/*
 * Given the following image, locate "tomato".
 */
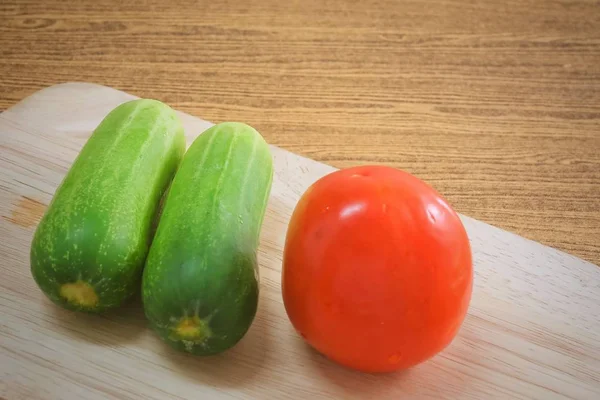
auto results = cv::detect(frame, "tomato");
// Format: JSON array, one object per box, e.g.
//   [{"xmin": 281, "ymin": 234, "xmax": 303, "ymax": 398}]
[{"xmin": 281, "ymin": 165, "xmax": 472, "ymax": 373}]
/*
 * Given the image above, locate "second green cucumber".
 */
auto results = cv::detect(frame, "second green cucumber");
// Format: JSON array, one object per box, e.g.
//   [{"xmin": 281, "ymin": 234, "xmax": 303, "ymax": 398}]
[{"xmin": 142, "ymin": 122, "xmax": 274, "ymax": 355}]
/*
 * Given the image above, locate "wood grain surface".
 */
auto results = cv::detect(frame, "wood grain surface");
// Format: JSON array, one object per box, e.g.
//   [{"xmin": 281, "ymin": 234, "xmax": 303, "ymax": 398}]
[{"xmin": 0, "ymin": 0, "xmax": 599, "ymax": 265}]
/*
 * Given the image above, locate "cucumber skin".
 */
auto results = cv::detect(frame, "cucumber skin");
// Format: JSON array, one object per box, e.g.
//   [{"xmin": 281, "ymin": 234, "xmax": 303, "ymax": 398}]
[
  {"xmin": 30, "ymin": 99, "xmax": 186, "ymax": 313},
  {"xmin": 142, "ymin": 122, "xmax": 273, "ymax": 355}
]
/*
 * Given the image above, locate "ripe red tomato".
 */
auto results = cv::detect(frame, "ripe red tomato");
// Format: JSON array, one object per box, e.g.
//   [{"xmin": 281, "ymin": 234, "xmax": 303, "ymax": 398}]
[{"xmin": 281, "ymin": 165, "xmax": 472, "ymax": 373}]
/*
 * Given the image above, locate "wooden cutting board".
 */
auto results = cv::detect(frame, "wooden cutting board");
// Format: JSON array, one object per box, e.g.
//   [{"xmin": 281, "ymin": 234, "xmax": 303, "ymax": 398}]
[{"xmin": 1, "ymin": 83, "xmax": 598, "ymax": 400}]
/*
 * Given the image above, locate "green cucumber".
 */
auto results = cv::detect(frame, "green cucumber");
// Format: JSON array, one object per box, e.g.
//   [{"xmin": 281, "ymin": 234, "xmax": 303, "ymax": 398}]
[
  {"xmin": 142, "ymin": 122, "xmax": 273, "ymax": 355},
  {"xmin": 30, "ymin": 99, "xmax": 186, "ymax": 313}
]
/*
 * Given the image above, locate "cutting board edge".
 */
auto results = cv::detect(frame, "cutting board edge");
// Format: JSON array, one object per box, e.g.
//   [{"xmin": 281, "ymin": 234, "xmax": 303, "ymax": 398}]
[{"xmin": 3, "ymin": 81, "xmax": 597, "ymax": 270}]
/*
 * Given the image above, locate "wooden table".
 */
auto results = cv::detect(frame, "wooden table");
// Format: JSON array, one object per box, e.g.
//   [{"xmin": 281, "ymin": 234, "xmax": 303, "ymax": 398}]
[{"xmin": 1, "ymin": 0, "xmax": 599, "ymax": 265}]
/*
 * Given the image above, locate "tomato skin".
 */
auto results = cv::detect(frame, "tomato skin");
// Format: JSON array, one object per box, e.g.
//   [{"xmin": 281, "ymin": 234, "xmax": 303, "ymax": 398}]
[{"xmin": 281, "ymin": 165, "xmax": 472, "ymax": 373}]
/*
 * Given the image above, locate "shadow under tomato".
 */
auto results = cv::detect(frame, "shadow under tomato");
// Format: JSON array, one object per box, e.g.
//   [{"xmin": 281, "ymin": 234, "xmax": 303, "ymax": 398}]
[
  {"xmin": 46, "ymin": 291, "xmax": 147, "ymax": 345},
  {"xmin": 299, "ymin": 337, "xmax": 416, "ymax": 399},
  {"xmin": 158, "ymin": 289, "xmax": 272, "ymax": 389}
]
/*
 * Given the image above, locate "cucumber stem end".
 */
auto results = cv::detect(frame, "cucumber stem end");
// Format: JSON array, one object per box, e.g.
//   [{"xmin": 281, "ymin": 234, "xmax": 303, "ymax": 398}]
[
  {"xmin": 59, "ymin": 280, "xmax": 99, "ymax": 308},
  {"xmin": 171, "ymin": 315, "xmax": 212, "ymax": 343}
]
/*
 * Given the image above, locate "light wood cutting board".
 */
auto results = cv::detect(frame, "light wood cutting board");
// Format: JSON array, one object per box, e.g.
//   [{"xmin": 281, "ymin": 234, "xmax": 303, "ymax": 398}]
[{"xmin": 1, "ymin": 83, "xmax": 599, "ymax": 400}]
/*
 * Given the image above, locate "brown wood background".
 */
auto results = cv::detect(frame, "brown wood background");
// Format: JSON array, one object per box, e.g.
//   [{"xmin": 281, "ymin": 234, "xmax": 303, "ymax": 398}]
[{"xmin": 1, "ymin": 0, "xmax": 599, "ymax": 265}]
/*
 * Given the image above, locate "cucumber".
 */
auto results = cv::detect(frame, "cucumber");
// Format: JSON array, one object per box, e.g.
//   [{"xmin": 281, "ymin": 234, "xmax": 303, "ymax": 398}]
[
  {"xmin": 30, "ymin": 99, "xmax": 186, "ymax": 313},
  {"xmin": 142, "ymin": 122, "xmax": 273, "ymax": 355}
]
